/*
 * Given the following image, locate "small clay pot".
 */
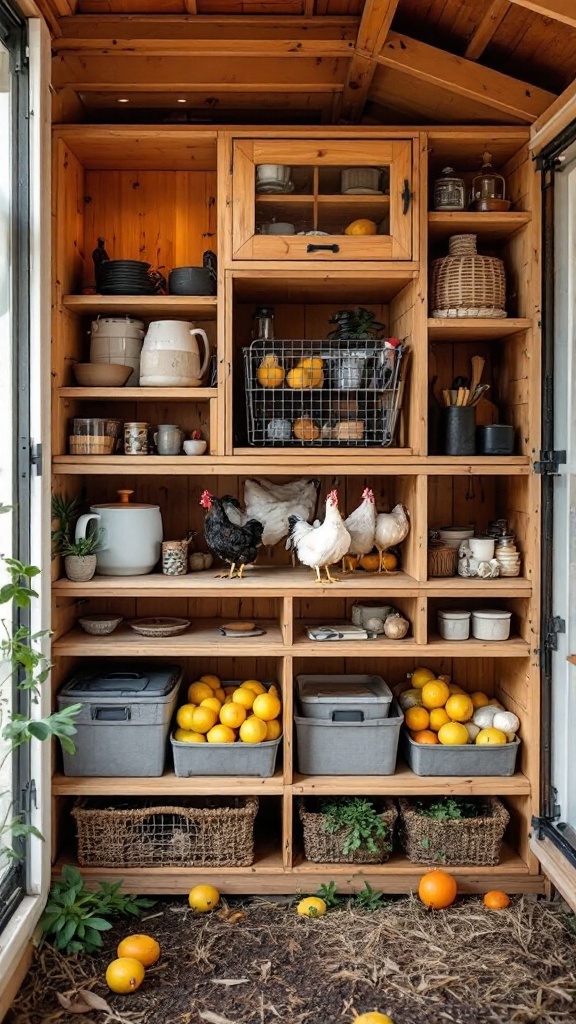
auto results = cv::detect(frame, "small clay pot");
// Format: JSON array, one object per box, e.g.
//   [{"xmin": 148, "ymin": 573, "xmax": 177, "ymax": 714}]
[{"xmin": 64, "ymin": 554, "xmax": 97, "ymax": 582}]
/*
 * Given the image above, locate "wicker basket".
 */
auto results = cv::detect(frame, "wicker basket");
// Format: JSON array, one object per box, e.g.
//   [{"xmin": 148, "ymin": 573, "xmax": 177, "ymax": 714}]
[
  {"xmin": 297, "ymin": 797, "xmax": 397, "ymax": 863},
  {"xmin": 431, "ymin": 234, "xmax": 507, "ymax": 319},
  {"xmin": 398, "ymin": 796, "xmax": 509, "ymax": 866},
  {"xmin": 428, "ymin": 544, "xmax": 458, "ymax": 578},
  {"xmin": 72, "ymin": 796, "xmax": 259, "ymax": 867}
]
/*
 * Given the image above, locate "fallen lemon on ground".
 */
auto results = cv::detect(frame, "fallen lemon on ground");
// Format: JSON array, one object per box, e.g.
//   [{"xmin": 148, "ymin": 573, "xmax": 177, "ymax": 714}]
[
  {"xmin": 418, "ymin": 869, "xmax": 457, "ymax": 909},
  {"xmin": 189, "ymin": 884, "xmax": 220, "ymax": 912},
  {"xmin": 105, "ymin": 957, "xmax": 145, "ymax": 993},
  {"xmin": 354, "ymin": 1014, "xmax": 394, "ymax": 1024},
  {"xmin": 296, "ymin": 896, "xmax": 326, "ymax": 917},
  {"xmin": 117, "ymin": 934, "xmax": 160, "ymax": 968},
  {"xmin": 483, "ymin": 890, "xmax": 510, "ymax": 909}
]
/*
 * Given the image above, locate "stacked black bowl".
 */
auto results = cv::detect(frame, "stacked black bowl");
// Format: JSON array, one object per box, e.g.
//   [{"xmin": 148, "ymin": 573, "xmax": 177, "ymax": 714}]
[{"xmin": 97, "ymin": 260, "xmax": 155, "ymax": 296}]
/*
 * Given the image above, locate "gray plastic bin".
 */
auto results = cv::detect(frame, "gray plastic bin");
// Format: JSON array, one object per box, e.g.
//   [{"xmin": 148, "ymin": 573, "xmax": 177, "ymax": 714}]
[
  {"xmin": 295, "ymin": 699, "xmax": 403, "ymax": 775},
  {"xmin": 58, "ymin": 664, "xmax": 181, "ymax": 777},
  {"xmin": 402, "ymin": 731, "xmax": 520, "ymax": 777},
  {"xmin": 296, "ymin": 674, "xmax": 392, "ymax": 721},
  {"xmin": 171, "ymin": 733, "xmax": 281, "ymax": 777}
]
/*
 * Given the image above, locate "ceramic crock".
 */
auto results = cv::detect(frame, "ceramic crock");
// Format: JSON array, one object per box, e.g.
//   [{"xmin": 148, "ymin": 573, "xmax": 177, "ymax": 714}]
[
  {"xmin": 139, "ymin": 320, "xmax": 210, "ymax": 387},
  {"xmin": 74, "ymin": 489, "xmax": 163, "ymax": 576}
]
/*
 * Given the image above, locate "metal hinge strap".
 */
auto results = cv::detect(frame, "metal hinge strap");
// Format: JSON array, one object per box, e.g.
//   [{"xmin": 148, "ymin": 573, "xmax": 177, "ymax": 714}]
[
  {"xmin": 534, "ymin": 450, "xmax": 566, "ymax": 474},
  {"xmin": 20, "ymin": 779, "xmax": 37, "ymax": 820},
  {"xmin": 30, "ymin": 441, "xmax": 42, "ymax": 477}
]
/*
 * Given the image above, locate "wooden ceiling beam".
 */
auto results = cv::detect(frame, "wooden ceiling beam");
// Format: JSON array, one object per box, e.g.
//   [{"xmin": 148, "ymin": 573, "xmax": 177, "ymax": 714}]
[
  {"xmin": 507, "ymin": 0, "xmax": 576, "ymax": 28},
  {"xmin": 374, "ymin": 32, "xmax": 556, "ymax": 122},
  {"xmin": 465, "ymin": 0, "xmax": 511, "ymax": 60},
  {"xmin": 341, "ymin": 0, "xmax": 400, "ymax": 123},
  {"xmin": 55, "ymin": 15, "xmax": 359, "ymax": 41},
  {"xmin": 52, "ymin": 37, "xmax": 354, "ymax": 57}
]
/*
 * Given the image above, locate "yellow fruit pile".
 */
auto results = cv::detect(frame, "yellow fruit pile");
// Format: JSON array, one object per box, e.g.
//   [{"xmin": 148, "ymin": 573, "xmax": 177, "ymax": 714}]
[
  {"xmin": 401, "ymin": 667, "xmax": 516, "ymax": 747},
  {"xmin": 286, "ymin": 356, "xmax": 324, "ymax": 389},
  {"xmin": 105, "ymin": 934, "xmax": 160, "ymax": 994},
  {"xmin": 173, "ymin": 674, "xmax": 282, "ymax": 745}
]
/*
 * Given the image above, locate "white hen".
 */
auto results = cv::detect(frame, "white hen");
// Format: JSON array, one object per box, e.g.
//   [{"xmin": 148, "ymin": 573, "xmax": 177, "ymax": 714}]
[
  {"xmin": 287, "ymin": 489, "xmax": 351, "ymax": 583},
  {"xmin": 374, "ymin": 503, "xmax": 410, "ymax": 571},
  {"xmin": 342, "ymin": 486, "xmax": 377, "ymax": 571},
  {"xmin": 243, "ymin": 477, "xmax": 319, "ymax": 547}
]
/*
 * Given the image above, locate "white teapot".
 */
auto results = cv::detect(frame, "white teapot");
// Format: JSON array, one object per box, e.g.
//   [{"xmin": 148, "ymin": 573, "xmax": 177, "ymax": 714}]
[{"xmin": 139, "ymin": 320, "xmax": 210, "ymax": 387}]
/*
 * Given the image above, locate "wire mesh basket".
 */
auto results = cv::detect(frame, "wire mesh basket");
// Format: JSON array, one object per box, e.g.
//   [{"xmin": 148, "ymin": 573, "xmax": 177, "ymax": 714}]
[{"xmin": 243, "ymin": 339, "xmax": 406, "ymax": 447}]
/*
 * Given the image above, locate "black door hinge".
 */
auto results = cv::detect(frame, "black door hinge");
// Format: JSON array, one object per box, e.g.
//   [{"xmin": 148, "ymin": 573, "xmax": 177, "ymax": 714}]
[
  {"xmin": 534, "ymin": 450, "xmax": 566, "ymax": 474},
  {"xmin": 401, "ymin": 179, "xmax": 412, "ymax": 215},
  {"xmin": 546, "ymin": 615, "xmax": 566, "ymax": 651},
  {"xmin": 532, "ymin": 807, "xmax": 562, "ymax": 838},
  {"xmin": 30, "ymin": 441, "xmax": 42, "ymax": 476},
  {"xmin": 20, "ymin": 779, "xmax": 37, "ymax": 820}
]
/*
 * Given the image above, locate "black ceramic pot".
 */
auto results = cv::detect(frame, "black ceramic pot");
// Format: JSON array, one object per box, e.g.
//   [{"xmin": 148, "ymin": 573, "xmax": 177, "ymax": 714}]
[
  {"xmin": 476, "ymin": 424, "xmax": 515, "ymax": 455},
  {"xmin": 439, "ymin": 406, "xmax": 476, "ymax": 456}
]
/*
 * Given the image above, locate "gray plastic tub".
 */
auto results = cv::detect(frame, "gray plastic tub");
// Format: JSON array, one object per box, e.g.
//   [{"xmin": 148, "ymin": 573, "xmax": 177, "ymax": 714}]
[
  {"xmin": 295, "ymin": 699, "xmax": 403, "ymax": 775},
  {"xmin": 296, "ymin": 674, "xmax": 392, "ymax": 721},
  {"xmin": 58, "ymin": 664, "xmax": 182, "ymax": 777},
  {"xmin": 171, "ymin": 733, "xmax": 281, "ymax": 777},
  {"xmin": 402, "ymin": 731, "xmax": 520, "ymax": 777}
]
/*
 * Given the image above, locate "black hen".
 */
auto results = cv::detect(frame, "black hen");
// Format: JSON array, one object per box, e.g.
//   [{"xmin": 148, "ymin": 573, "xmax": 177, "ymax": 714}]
[{"xmin": 199, "ymin": 490, "xmax": 263, "ymax": 579}]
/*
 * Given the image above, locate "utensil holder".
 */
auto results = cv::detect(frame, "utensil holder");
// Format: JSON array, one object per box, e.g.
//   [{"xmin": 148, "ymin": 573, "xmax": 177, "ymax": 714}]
[{"xmin": 439, "ymin": 406, "xmax": 476, "ymax": 456}]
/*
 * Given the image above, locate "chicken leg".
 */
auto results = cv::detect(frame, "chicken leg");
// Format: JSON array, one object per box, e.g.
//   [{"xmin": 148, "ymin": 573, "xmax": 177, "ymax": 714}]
[{"xmin": 215, "ymin": 562, "xmax": 237, "ymax": 579}]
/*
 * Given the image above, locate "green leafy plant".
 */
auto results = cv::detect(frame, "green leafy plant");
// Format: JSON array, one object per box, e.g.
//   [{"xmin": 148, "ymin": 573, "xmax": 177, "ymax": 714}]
[
  {"xmin": 414, "ymin": 797, "xmax": 484, "ymax": 821},
  {"xmin": 51, "ymin": 494, "xmax": 100, "ymax": 558},
  {"xmin": 321, "ymin": 797, "xmax": 388, "ymax": 855},
  {"xmin": 327, "ymin": 307, "xmax": 385, "ymax": 340},
  {"xmin": 352, "ymin": 882, "xmax": 386, "ymax": 911},
  {"xmin": 40, "ymin": 865, "xmax": 154, "ymax": 955},
  {"xmin": 315, "ymin": 880, "xmax": 340, "ymax": 908}
]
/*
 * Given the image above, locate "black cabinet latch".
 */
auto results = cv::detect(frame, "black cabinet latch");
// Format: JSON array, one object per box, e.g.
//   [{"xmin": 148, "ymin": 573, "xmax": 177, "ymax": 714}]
[{"xmin": 534, "ymin": 450, "xmax": 566, "ymax": 474}]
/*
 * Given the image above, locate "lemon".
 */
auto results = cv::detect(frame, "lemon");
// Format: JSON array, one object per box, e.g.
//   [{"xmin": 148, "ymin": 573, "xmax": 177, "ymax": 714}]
[
  {"xmin": 448, "ymin": 683, "xmax": 465, "ymax": 694},
  {"xmin": 199, "ymin": 674, "xmax": 221, "ymax": 690},
  {"xmin": 232, "ymin": 687, "xmax": 256, "ymax": 711},
  {"xmin": 190, "ymin": 705, "xmax": 218, "ymax": 734},
  {"xmin": 355, "ymin": 1015, "xmax": 394, "ymax": 1024},
  {"xmin": 265, "ymin": 719, "xmax": 282, "ymax": 740},
  {"xmin": 173, "ymin": 728, "xmax": 206, "ymax": 743},
  {"xmin": 239, "ymin": 715, "xmax": 267, "ymax": 743},
  {"xmin": 404, "ymin": 706, "xmax": 430, "ymax": 732},
  {"xmin": 470, "ymin": 691, "xmax": 490, "ymax": 708},
  {"xmin": 475, "ymin": 727, "xmax": 507, "ymax": 745},
  {"xmin": 200, "ymin": 696, "xmax": 222, "ymax": 715},
  {"xmin": 344, "ymin": 218, "xmax": 377, "ymax": 236},
  {"xmin": 241, "ymin": 680, "xmax": 267, "ymax": 695},
  {"xmin": 445, "ymin": 693, "xmax": 474, "ymax": 723},
  {"xmin": 410, "ymin": 667, "xmax": 436, "ymax": 689},
  {"xmin": 296, "ymin": 896, "xmax": 326, "ymax": 917},
  {"xmin": 421, "ymin": 679, "xmax": 450, "ymax": 710},
  {"xmin": 176, "ymin": 703, "xmax": 197, "ymax": 730},
  {"xmin": 429, "ymin": 707, "xmax": 450, "ymax": 732},
  {"xmin": 105, "ymin": 957, "xmax": 145, "ymax": 994},
  {"xmin": 252, "ymin": 692, "xmax": 282, "ymax": 722},
  {"xmin": 219, "ymin": 702, "xmax": 247, "ymax": 729},
  {"xmin": 188, "ymin": 884, "xmax": 220, "ymax": 912},
  {"xmin": 214, "ymin": 688, "xmax": 227, "ymax": 703},
  {"xmin": 188, "ymin": 681, "xmax": 214, "ymax": 704},
  {"xmin": 437, "ymin": 721, "xmax": 469, "ymax": 745},
  {"xmin": 117, "ymin": 934, "xmax": 160, "ymax": 968},
  {"xmin": 207, "ymin": 724, "xmax": 236, "ymax": 743}
]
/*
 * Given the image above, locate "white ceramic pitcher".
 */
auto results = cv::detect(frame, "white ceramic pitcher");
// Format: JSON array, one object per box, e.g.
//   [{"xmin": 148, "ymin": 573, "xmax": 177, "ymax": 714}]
[
  {"xmin": 75, "ymin": 489, "xmax": 163, "ymax": 576},
  {"xmin": 139, "ymin": 320, "xmax": 210, "ymax": 387}
]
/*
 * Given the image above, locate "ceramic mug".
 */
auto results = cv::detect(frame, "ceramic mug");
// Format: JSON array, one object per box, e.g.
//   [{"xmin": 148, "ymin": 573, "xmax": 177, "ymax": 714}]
[
  {"xmin": 256, "ymin": 164, "xmax": 290, "ymax": 184},
  {"xmin": 183, "ymin": 439, "xmax": 207, "ymax": 456},
  {"xmin": 154, "ymin": 424, "xmax": 184, "ymax": 456},
  {"xmin": 124, "ymin": 422, "xmax": 149, "ymax": 455},
  {"xmin": 260, "ymin": 222, "xmax": 295, "ymax": 235},
  {"xmin": 469, "ymin": 536, "xmax": 495, "ymax": 561}
]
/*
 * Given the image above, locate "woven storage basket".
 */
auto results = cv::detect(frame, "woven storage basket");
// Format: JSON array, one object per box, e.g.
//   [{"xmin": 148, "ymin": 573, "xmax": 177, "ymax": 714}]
[
  {"xmin": 428, "ymin": 544, "xmax": 458, "ymax": 578},
  {"xmin": 72, "ymin": 796, "xmax": 258, "ymax": 867},
  {"xmin": 297, "ymin": 797, "xmax": 397, "ymax": 863},
  {"xmin": 431, "ymin": 234, "xmax": 507, "ymax": 318},
  {"xmin": 398, "ymin": 796, "xmax": 509, "ymax": 866}
]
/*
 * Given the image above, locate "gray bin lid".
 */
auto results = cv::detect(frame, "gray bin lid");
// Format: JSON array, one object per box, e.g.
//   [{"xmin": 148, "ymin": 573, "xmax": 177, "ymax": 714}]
[
  {"xmin": 297, "ymin": 674, "xmax": 391, "ymax": 704},
  {"xmin": 59, "ymin": 665, "xmax": 181, "ymax": 699}
]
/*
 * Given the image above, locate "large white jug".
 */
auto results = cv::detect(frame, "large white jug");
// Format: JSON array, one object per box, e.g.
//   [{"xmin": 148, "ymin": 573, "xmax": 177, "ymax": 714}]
[{"xmin": 139, "ymin": 320, "xmax": 210, "ymax": 387}]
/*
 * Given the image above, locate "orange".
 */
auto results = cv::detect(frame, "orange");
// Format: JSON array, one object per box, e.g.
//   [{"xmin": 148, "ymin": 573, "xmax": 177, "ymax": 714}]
[
  {"xmin": 437, "ymin": 722, "xmax": 469, "ymax": 745},
  {"xmin": 359, "ymin": 552, "xmax": 381, "ymax": 572},
  {"xmin": 241, "ymin": 680, "xmax": 267, "ymax": 695},
  {"xmin": 265, "ymin": 719, "xmax": 282, "ymax": 741},
  {"xmin": 176, "ymin": 703, "xmax": 197, "ymax": 730},
  {"xmin": 239, "ymin": 715, "xmax": 267, "ymax": 743},
  {"xmin": 105, "ymin": 957, "xmax": 145, "ymax": 994},
  {"xmin": 117, "ymin": 934, "xmax": 160, "ymax": 968},
  {"xmin": 483, "ymin": 890, "xmax": 510, "ymax": 910},
  {"xmin": 470, "ymin": 691, "xmax": 491, "ymax": 709},
  {"xmin": 232, "ymin": 687, "xmax": 256, "ymax": 711},
  {"xmin": 200, "ymin": 696, "xmax": 222, "ymax": 715},
  {"xmin": 475, "ymin": 727, "xmax": 507, "ymax": 745},
  {"xmin": 296, "ymin": 896, "xmax": 326, "ymax": 917},
  {"xmin": 354, "ymin": 1015, "xmax": 394, "ymax": 1024},
  {"xmin": 188, "ymin": 884, "xmax": 220, "ymax": 913},
  {"xmin": 214, "ymin": 688, "xmax": 227, "ymax": 704},
  {"xmin": 173, "ymin": 729, "xmax": 206, "ymax": 743},
  {"xmin": 200, "ymin": 674, "xmax": 221, "ymax": 690},
  {"xmin": 380, "ymin": 551, "xmax": 398, "ymax": 572},
  {"xmin": 448, "ymin": 683, "xmax": 465, "ymax": 695},
  {"xmin": 445, "ymin": 693, "xmax": 474, "ymax": 723},
  {"xmin": 411, "ymin": 729, "xmax": 439, "ymax": 744},
  {"xmin": 188, "ymin": 681, "xmax": 214, "ymax": 704},
  {"xmin": 190, "ymin": 705, "xmax": 218, "ymax": 734},
  {"xmin": 207, "ymin": 724, "xmax": 236, "ymax": 744},
  {"xmin": 418, "ymin": 869, "xmax": 457, "ymax": 910},
  {"xmin": 219, "ymin": 702, "xmax": 247, "ymax": 729},
  {"xmin": 404, "ymin": 706, "xmax": 430, "ymax": 732},
  {"xmin": 429, "ymin": 707, "xmax": 450, "ymax": 732},
  {"xmin": 252, "ymin": 692, "xmax": 282, "ymax": 722},
  {"xmin": 421, "ymin": 679, "xmax": 450, "ymax": 710},
  {"xmin": 410, "ymin": 667, "xmax": 436, "ymax": 689}
]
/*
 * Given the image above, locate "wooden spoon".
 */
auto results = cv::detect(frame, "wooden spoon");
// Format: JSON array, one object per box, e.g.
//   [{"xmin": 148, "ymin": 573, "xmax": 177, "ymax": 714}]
[{"xmin": 469, "ymin": 355, "xmax": 485, "ymax": 402}]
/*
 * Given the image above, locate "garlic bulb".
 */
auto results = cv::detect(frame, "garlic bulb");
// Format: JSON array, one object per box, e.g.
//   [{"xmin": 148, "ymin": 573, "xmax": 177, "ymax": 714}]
[
  {"xmin": 493, "ymin": 710, "xmax": 520, "ymax": 734},
  {"xmin": 399, "ymin": 687, "xmax": 423, "ymax": 711},
  {"xmin": 365, "ymin": 616, "xmax": 385, "ymax": 634},
  {"xmin": 202, "ymin": 553, "xmax": 213, "ymax": 569},
  {"xmin": 464, "ymin": 722, "xmax": 481, "ymax": 742},
  {"xmin": 472, "ymin": 705, "xmax": 501, "ymax": 729},
  {"xmin": 505, "ymin": 731, "xmax": 517, "ymax": 743},
  {"xmin": 383, "ymin": 613, "xmax": 409, "ymax": 639}
]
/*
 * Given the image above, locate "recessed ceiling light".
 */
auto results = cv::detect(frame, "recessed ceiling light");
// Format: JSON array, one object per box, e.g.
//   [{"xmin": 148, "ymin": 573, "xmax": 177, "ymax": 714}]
[
  {"xmin": 177, "ymin": 98, "xmax": 187, "ymax": 104},
  {"xmin": 117, "ymin": 98, "xmax": 129, "ymax": 104}
]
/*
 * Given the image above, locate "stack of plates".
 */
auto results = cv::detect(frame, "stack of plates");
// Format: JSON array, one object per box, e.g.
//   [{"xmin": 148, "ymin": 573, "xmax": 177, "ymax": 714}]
[{"xmin": 98, "ymin": 260, "xmax": 155, "ymax": 296}]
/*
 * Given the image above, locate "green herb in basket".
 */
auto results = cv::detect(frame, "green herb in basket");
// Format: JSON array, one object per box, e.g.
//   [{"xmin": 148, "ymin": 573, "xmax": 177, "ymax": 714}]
[
  {"xmin": 320, "ymin": 797, "xmax": 388, "ymax": 855},
  {"xmin": 414, "ymin": 797, "xmax": 489, "ymax": 821}
]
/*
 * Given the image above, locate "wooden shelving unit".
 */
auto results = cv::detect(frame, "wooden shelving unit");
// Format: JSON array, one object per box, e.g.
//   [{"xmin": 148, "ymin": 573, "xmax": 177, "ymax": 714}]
[{"xmin": 51, "ymin": 125, "xmax": 544, "ymax": 894}]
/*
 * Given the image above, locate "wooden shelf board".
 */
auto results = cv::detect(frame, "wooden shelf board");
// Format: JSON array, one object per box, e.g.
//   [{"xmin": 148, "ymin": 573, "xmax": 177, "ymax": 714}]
[
  {"xmin": 426, "ymin": 577, "xmax": 531, "ymax": 594},
  {"xmin": 52, "ymin": 771, "xmax": 284, "ymax": 796},
  {"xmin": 425, "ymin": 634, "xmax": 530, "ymax": 656},
  {"xmin": 428, "ymin": 318, "xmax": 532, "ymax": 341},
  {"xmin": 57, "ymin": 387, "xmax": 217, "ymax": 402},
  {"xmin": 52, "ymin": 567, "xmax": 420, "ymax": 598},
  {"xmin": 232, "ymin": 447, "xmax": 412, "ymax": 459},
  {"xmin": 292, "ymin": 765, "xmax": 530, "ymax": 795},
  {"xmin": 255, "ymin": 194, "xmax": 314, "ymax": 204},
  {"xmin": 428, "ymin": 211, "xmax": 531, "ymax": 242},
  {"xmin": 232, "ymin": 268, "xmax": 418, "ymax": 304},
  {"xmin": 292, "ymin": 628, "xmax": 419, "ymax": 655},
  {"xmin": 53, "ymin": 620, "xmax": 284, "ymax": 657},
  {"xmin": 62, "ymin": 295, "xmax": 217, "ymax": 318}
]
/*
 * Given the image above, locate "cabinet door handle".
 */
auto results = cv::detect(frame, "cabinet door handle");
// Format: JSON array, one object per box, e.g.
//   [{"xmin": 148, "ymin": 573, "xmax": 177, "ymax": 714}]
[
  {"xmin": 402, "ymin": 179, "xmax": 412, "ymax": 215},
  {"xmin": 306, "ymin": 243, "xmax": 340, "ymax": 253}
]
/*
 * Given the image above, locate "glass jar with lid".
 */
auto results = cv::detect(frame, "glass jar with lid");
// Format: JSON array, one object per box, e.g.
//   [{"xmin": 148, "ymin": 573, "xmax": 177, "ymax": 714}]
[
  {"xmin": 252, "ymin": 306, "xmax": 275, "ymax": 341},
  {"xmin": 433, "ymin": 167, "xmax": 465, "ymax": 211},
  {"xmin": 472, "ymin": 152, "xmax": 508, "ymax": 211}
]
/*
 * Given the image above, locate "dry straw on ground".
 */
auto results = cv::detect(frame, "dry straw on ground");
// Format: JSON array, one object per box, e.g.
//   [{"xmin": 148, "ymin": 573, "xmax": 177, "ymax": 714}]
[{"xmin": 8, "ymin": 895, "xmax": 576, "ymax": 1024}]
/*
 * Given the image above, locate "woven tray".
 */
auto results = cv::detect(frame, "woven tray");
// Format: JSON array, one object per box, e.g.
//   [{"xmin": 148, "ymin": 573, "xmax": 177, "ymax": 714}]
[
  {"xmin": 72, "ymin": 796, "xmax": 258, "ymax": 867},
  {"xmin": 297, "ymin": 797, "xmax": 397, "ymax": 863},
  {"xmin": 398, "ymin": 796, "xmax": 509, "ymax": 866}
]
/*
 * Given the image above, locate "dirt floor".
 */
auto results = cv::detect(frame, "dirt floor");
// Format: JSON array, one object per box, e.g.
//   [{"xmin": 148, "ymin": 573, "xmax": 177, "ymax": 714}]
[{"xmin": 8, "ymin": 894, "xmax": 576, "ymax": 1024}]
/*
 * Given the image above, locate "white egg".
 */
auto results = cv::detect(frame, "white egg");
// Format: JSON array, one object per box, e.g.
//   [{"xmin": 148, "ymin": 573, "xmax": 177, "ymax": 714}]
[
  {"xmin": 472, "ymin": 705, "xmax": 501, "ymax": 729},
  {"xmin": 493, "ymin": 710, "xmax": 520, "ymax": 734}
]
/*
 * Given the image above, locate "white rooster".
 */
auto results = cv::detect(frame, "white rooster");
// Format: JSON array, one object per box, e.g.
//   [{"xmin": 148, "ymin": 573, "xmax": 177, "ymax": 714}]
[
  {"xmin": 342, "ymin": 486, "xmax": 377, "ymax": 572},
  {"xmin": 287, "ymin": 489, "xmax": 351, "ymax": 584},
  {"xmin": 374, "ymin": 503, "xmax": 410, "ymax": 572}
]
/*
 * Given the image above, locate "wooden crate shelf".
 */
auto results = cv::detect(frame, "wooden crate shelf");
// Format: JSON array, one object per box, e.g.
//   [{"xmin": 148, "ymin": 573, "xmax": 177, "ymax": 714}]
[
  {"xmin": 61, "ymin": 295, "xmax": 218, "ymax": 318},
  {"xmin": 428, "ymin": 211, "xmax": 531, "ymax": 243},
  {"xmin": 52, "ymin": 455, "xmax": 531, "ymax": 475},
  {"xmin": 56, "ymin": 387, "xmax": 217, "ymax": 402},
  {"xmin": 52, "ymin": 771, "xmax": 285, "ymax": 796},
  {"xmin": 52, "ymin": 621, "xmax": 285, "ymax": 657},
  {"xmin": 428, "ymin": 318, "xmax": 532, "ymax": 341}
]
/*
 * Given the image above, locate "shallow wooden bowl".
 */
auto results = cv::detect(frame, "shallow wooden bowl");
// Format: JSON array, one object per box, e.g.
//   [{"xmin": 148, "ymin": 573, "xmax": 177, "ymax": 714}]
[{"xmin": 73, "ymin": 363, "xmax": 132, "ymax": 387}]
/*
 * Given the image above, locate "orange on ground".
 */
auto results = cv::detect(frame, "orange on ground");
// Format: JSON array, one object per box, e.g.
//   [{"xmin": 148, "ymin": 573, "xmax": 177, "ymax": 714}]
[
  {"xmin": 421, "ymin": 679, "xmax": 450, "ymax": 710},
  {"xmin": 404, "ymin": 706, "xmax": 430, "ymax": 733},
  {"xmin": 219, "ymin": 702, "xmax": 247, "ymax": 729},
  {"xmin": 429, "ymin": 707, "xmax": 450, "ymax": 732},
  {"xmin": 173, "ymin": 728, "xmax": 206, "ymax": 743},
  {"xmin": 409, "ymin": 667, "xmax": 435, "ymax": 689},
  {"xmin": 239, "ymin": 715, "xmax": 267, "ymax": 743},
  {"xmin": 354, "ymin": 1015, "xmax": 394, "ymax": 1024},
  {"xmin": 188, "ymin": 884, "xmax": 220, "ymax": 912},
  {"xmin": 411, "ymin": 729, "xmax": 439, "ymax": 744},
  {"xmin": 105, "ymin": 957, "xmax": 145, "ymax": 994},
  {"xmin": 483, "ymin": 890, "xmax": 510, "ymax": 910},
  {"xmin": 232, "ymin": 687, "xmax": 256, "ymax": 710},
  {"xmin": 252, "ymin": 692, "xmax": 282, "ymax": 722},
  {"xmin": 265, "ymin": 719, "xmax": 282, "ymax": 741},
  {"xmin": 296, "ymin": 896, "xmax": 326, "ymax": 917},
  {"xmin": 445, "ymin": 693, "xmax": 474, "ymax": 723},
  {"xmin": 190, "ymin": 705, "xmax": 218, "ymax": 734},
  {"xmin": 117, "ymin": 934, "xmax": 160, "ymax": 968},
  {"xmin": 199, "ymin": 674, "xmax": 221, "ymax": 690},
  {"xmin": 206, "ymin": 724, "xmax": 236, "ymax": 744},
  {"xmin": 241, "ymin": 679, "xmax": 267, "ymax": 695},
  {"xmin": 188, "ymin": 681, "xmax": 214, "ymax": 704},
  {"xmin": 175, "ymin": 703, "xmax": 197, "ymax": 730},
  {"xmin": 437, "ymin": 721, "xmax": 469, "ymax": 745},
  {"xmin": 470, "ymin": 691, "xmax": 491, "ymax": 708},
  {"xmin": 418, "ymin": 869, "xmax": 457, "ymax": 909}
]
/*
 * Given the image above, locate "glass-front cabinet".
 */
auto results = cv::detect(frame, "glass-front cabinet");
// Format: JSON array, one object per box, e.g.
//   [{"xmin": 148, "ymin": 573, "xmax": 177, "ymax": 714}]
[{"xmin": 231, "ymin": 139, "xmax": 414, "ymax": 261}]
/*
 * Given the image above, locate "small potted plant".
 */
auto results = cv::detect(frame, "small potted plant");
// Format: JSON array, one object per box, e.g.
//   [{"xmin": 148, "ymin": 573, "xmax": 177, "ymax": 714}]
[
  {"xmin": 298, "ymin": 796, "xmax": 397, "ymax": 864},
  {"xmin": 52, "ymin": 494, "xmax": 100, "ymax": 582}
]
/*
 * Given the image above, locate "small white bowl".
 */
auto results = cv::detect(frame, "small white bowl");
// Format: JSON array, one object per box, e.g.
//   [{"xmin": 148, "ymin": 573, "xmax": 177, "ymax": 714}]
[{"xmin": 184, "ymin": 439, "xmax": 207, "ymax": 456}]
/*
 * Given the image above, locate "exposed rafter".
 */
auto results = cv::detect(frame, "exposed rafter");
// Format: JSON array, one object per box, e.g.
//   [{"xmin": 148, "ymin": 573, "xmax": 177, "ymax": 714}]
[
  {"xmin": 341, "ymin": 0, "xmax": 400, "ymax": 123},
  {"xmin": 530, "ymin": 75, "xmax": 576, "ymax": 153},
  {"xmin": 375, "ymin": 32, "xmax": 556, "ymax": 122},
  {"xmin": 508, "ymin": 0, "xmax": 576, "ymax": 28},
  {"xmin": 465, "ymin": 0, "xmax": 510, "ymax": 60}
]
